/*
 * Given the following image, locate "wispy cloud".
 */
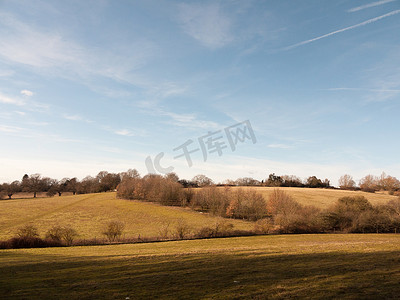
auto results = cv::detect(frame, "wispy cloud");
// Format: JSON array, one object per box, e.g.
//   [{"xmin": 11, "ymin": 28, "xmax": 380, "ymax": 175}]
[
  {"xmin": 177, "ymin": 3, "xmax": 233, "ymax": 49},
  {"xmin": 267, "ymin": 143, "xmax": 292, "ymax": 149},
  {"xmin": 0, "ymin": 12, "xmax": 155, "ymax": 89},
  {"xmin": 114, "ymin": 129, "xmax": 134, "ymax": 136},
  {"xmin": 63, "ymin": 114, "xmax": 93, "ymax": 123},
  {"xmin": 0, "ymin": 125, "xmax": 25, "ymax": 133},
  {"xmin": 323, "ymin": 87, "xmax": 400, "ymax": 92},
  {"xmin": 0, "ymin": 92, "xmax": 25, "ymax": 106},
  {"xmin": 20, "ymin": 89, "xmax": 33, "ymax": 96},
  {"xmin": 163, "ymin": 111, "xmax": 221, "ymax": 130},
  {"xmin": 284, "ymin": 10, "xmax": 400, "ymax": 50},
  {"xmin": 347, "ymin": 0, "xmax": 396, "ymax": 13}
]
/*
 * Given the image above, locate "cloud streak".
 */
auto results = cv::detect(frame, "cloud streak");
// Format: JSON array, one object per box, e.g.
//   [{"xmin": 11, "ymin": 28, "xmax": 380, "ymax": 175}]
[
  {"xmin": 284, "ymin": 9, "xmax": 400, "ymax": 50},
  {"xmin": 323, "ymin": 87, "xmax": 400, "ymax": 92},
  {"xmin": 0, "ymin": 92, "xmax": 25, "ymax": 106},
  {"xmin": 347, "ymin": 0, "xmax": 396, "ymax": 13}
]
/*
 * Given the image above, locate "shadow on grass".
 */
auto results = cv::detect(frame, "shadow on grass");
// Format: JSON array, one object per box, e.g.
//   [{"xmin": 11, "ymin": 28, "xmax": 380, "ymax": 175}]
[{"xmin": 1, "ymin": 250, "xmax": 400, "ymax": 299}]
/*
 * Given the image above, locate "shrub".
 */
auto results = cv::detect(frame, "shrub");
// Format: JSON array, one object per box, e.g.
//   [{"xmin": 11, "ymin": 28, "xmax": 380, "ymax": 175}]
[
  {"xmin": 174, "ymin": 219, "xmax": 191, "ymax": 240},
  {"xmin": 254, "ymin": 218, "xmax": 274, "ymax": 234},
  {"xmin": 226, "ymin": 189, "xmax": 267, "ymax": 221},
  {"xmin": 103, "ymin": 221, "xmax": 125, "ymax": 242},
  {"xmin": 46, "ymin": 226, "xmax": 65, "ymax": 242},
  {"xmin": 267, "ymin": 189, "xmax": 301, "ymax": 216},
  {"xmin": 61, "ymin": 227, "xmax": 78, "ymax": 246},
  {"xmin": 46, "ymin": 225, "xmax": 78, "ymax": 245},
  {"xmin": 8, "ymin": 236, "xmax": 61, "ymax": 249},
  {"xmin": 158, "ymin": 221, "xmax": 171, "ymax": 240},
  {"xmin": 351, "ymin": 210, "xmax": 393, "ymax": 233},
  {"xmin": 181, "ymin": 188, "xmax": 195, "ymax": 206},
  {"xmin": 17, "ymin": 224, "xmax": 39, "ymax": 238}
]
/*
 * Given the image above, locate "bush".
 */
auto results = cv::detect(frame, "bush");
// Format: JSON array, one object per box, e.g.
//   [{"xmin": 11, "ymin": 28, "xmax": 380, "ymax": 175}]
[
  {"xmin": 226, "ymin": 189, "xmax": 267, "ymax": 221},
  {"xmin": 62, "ymin": 227, "xmax": 78, "ymax": 245},
  {"xmin": 174, "ymin": 219, "xmax": 191, "ymax": 240},
  {"xmin": 254, "ymin": 218, "xmax": 274, "ymax": 234},
  {"xmin": 8, "ymin": 236, "xmax": 62, "ymax": 248},
  {"xmin": 46, "ymin": 225, "xmax": 78, "ymax": 245},
  {"xmin": 351, "ymin": 210, "xmax": 393, "ymax": 233},
  {"xmin": 46, "ymin": 226, "xmax": 65, "ymax": 242},
  {"xmin": 17, "ymin": 224, "xmax": 39, "ymax": 238},
  {"xmin": 158, "ymin": 221, "xmax": 171, "ymax": 240},
  {"xmin": 103, "ymin": 221, "xmax": 125, "ymax": 242}
]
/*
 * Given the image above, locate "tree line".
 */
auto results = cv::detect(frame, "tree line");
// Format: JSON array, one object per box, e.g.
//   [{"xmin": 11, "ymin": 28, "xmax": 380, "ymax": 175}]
[
  {"xmin": 1, "ymin": 170, "xmax": 399, "ymax": 200},
  {"xmin": 0, "ymin": 170, "xmax": 127, "ymax": 199},
  {"xmin": 117, "ymin": 174, "xmax": 400, "ymax": 234}
]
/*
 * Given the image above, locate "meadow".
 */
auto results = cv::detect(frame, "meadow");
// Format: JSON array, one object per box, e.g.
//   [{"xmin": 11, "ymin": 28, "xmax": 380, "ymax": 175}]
[
  {"xmin": 237, "ymin": 186, "xmax": 397, "ymax": 208},
  {"xmin": 0, "ymin": 192, "xmax": 253, "ymax": 240},
  {"xmin": 0, "ymin": 188, "xmax": 396, "ymax": 240},
  {"xmin": 1, "ymin": 234, "xmax": 400, "ymax": 299}
]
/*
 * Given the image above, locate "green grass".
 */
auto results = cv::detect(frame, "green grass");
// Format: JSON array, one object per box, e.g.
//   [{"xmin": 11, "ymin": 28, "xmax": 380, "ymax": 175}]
[
  {"xmin": 0, "ymin": 192, "xmax": 253, "ymax": 240},
  {"xmin": 1, "ymin": 234, "xmax": 400, "ymax": 299}
]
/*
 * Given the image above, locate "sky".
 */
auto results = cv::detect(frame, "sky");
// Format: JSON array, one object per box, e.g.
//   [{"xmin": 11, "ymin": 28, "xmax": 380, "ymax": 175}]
[{"xmin": 1, "ymin": 0, "xmax": 400, "ymax": 186}]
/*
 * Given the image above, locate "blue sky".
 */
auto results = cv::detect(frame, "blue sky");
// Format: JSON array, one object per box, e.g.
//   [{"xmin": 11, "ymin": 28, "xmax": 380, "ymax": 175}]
[{"xmin": 1, "ymin": 0, "xmax": 400, "ymax": 185}]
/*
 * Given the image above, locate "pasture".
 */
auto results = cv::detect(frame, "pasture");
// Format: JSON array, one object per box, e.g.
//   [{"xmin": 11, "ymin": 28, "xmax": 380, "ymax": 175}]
[
  {"xmin": 0, "ymin": 192, "xmax": 253, "ymax": 240},
  {"xmin": 238, "ymin": 186, "xmax": 397, "ymax": 208},
  {"xmin": 1, "ymin": 234, "xmax": 400, "ymax": 299},
  {"xmin": 0, "ymin": 188, "xmax": 396, "ymax": 240}
]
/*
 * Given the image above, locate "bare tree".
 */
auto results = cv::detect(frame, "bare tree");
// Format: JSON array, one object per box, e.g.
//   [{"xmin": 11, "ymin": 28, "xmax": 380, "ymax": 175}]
[
  {"xmin": 359, "ymin": 175, "xmax": 378, "ymax": 193},
  {"xmin": 338, "ymin": 174, "xmax": 356, "ymax": 190},
  {"xmin": 191, "ymin": 174, "xmax": 213, "ymax": 187}
]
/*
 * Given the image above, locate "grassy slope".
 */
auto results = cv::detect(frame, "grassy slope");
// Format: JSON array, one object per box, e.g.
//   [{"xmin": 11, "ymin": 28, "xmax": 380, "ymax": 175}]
[
  {"xmin": 0, "ymin": 192, "xmax": 253, "ymax": 240},
  {"xmin": 0, "ymin": 188, "xmax": 396, "ymax": 240},
  {"xmin": 236, "ymin": 186, "xmax": 397, "ymax": 208},
  {"xmin": 1, "ymin": 234, "xmax": 400, "ymax": 299}
]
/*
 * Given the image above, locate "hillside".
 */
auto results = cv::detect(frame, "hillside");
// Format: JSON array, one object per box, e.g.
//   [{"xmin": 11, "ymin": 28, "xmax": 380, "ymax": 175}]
[
  {"xmin": 0, "ymin": 188, "xmax": 397, "ymax": 240},
  {"xmin": 0, "ymin": 192, "xmax": 253, "ymax": 240},
  {"xmin": 231, "ymin": 186, "xmax": 397, "ymax": 208}
]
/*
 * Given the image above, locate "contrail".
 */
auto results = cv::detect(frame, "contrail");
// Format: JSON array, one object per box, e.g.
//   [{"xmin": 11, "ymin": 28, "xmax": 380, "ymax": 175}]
[
  {"xmin": 348, "ymin": 0, "xmax": 396, "ymax": 13},
  {"xmin": 284, "ymin": 9, "xmax": 400, "ymax": 51}
]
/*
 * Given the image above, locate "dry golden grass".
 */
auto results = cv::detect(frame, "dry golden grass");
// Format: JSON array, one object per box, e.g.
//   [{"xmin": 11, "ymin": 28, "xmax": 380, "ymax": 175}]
[
  {"xmin": 0, "ymin": 192, "xmax": 253, "ymax": 240},
  {"xmin": 227, "ymin": 186, "xmax": 397, "ymax": 208},
  {"xmin": 1, "ymin": 187, "xmax": 397, "ymax": 240},
  {"xmin": 2, "ymin": 234, "xmax": 400, "ymax": 299}
]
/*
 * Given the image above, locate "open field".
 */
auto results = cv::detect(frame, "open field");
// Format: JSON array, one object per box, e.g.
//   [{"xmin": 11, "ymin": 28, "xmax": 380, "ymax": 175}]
[
  {"xmin": 1, "ymin": 188, "xmax": 397, "ymax": 240},
  {"xmin": 233, "ymin": 186, "xmax": 397, "ymax": 209},
  {"xmin": 0, "ymin": 192, "xmax": 253, "ymax": 240},
  {"xmin": 1, "ymin": 234, "xmax": 400, "ymax": 299}
]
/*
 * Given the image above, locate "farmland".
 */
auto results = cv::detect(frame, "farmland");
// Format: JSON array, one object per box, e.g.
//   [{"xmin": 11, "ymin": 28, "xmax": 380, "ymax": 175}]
[
  {"xmin": 1, "ymin": 234, "xmax": 400, "ymax": 299},
  {"xmin": 0, "ymin": 192, "xmax": 253, "ymax": 240},
  {"xmin": 236, "ymin": 186, "xmax": 397, "ymax": 208},
  {"xmin": 1, "ymin": 188, "xmax": 400, "ymax": 299},
  {"xmin": 0, "ymin": 188, "xmax": 396, "ymax": 240}
]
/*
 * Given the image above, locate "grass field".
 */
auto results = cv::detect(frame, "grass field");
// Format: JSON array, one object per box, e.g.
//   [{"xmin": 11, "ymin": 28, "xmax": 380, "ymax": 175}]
[
  {"xmin": 237, "ymin": 186, "xmax": 397, "ymax": 208},
  {"xmin": 0, "ymin": 188, "xmax": 396, "ymax": 240},
  {"xmin": 0, "ymin": 192, "xmax": 253, "ymax": 240},
  {"xmin": 1, "ymin": 234, "xmax": 400, "ymax": 299}
]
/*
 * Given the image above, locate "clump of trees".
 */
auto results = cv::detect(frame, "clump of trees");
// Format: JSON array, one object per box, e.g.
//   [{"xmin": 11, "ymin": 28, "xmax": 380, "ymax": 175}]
[
  {"xmin": 338, "ymin": 172, "xmax": 400, "ymax": 194},
  {"xmin": 188, "ymin": 187, "xmax": 267, "ymax": 221},
  {"xmin": 117, "ymin": 173, "xmax": 185, "ymax": 206},
  {"xmin": 263, "ymin": 173, "xmax": 331, "ymax": 188},
  {"xmin": 0, "ymin": 170, "xmax": 132, "ymax": 199}
]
